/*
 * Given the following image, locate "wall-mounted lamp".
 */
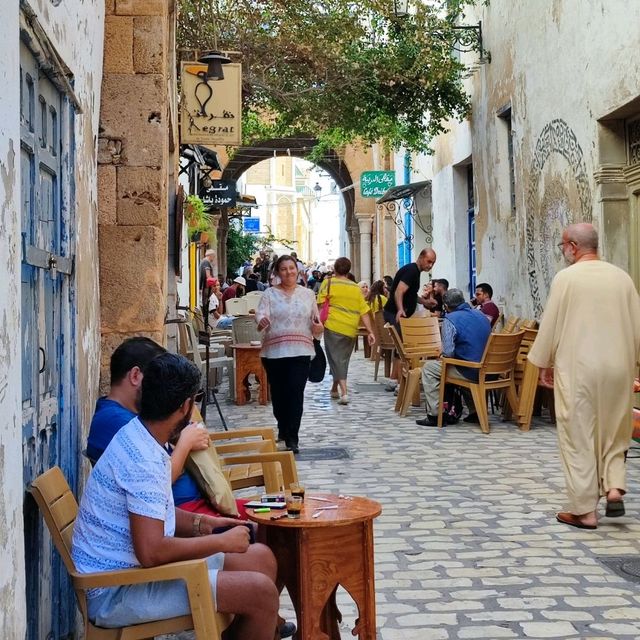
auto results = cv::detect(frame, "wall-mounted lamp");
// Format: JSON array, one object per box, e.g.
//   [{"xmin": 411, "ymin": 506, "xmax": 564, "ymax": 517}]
[
  {"xmin": 452, "ymin": 22, "xmax": 491, "ymax": 63},
  {"xmin": 198, "ymin": 50, "xmax": 232, "ymax": 81}
]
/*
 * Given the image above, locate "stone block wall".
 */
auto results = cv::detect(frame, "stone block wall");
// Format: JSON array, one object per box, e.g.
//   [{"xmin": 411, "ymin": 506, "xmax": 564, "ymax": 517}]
[{"xmin": 98, "ymin": 0, "xmax": 173, "ymax": 390}]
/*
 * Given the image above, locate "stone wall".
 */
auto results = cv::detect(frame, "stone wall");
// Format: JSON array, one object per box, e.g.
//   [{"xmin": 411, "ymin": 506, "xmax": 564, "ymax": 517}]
[{"xmin": 98, "ymin": 0, "xmax": 175, "ymax": 388}]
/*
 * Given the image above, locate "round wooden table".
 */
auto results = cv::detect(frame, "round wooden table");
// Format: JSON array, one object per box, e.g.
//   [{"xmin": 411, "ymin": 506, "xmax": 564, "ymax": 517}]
[{"xmin": 247, "ymin": 494, "xmax": 382, "ymax": 640}]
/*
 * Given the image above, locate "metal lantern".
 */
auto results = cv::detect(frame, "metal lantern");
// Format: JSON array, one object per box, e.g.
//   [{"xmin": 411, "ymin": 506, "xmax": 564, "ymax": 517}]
[{"xmin": 198, "ymin": 50, "xmax": 232, "ymax": 81}]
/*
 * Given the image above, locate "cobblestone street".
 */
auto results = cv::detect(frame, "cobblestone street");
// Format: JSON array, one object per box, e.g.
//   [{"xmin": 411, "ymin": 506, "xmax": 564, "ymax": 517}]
[{"xmin": 183, "ymin": 350, "xmax": 640, "ymax": 639}]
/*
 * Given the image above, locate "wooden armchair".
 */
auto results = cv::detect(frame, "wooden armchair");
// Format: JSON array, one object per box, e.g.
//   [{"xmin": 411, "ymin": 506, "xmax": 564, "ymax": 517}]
[
  {"xmin": 437, "ymin": 330, "xmax": 525, "ymax": 434},
  {"xmin": 371, "ymin": 310, "xmax": 394, "ymax": 380},
  {"xmin": 386, "ymin": 323, "xmax": 439, "ymax": 417},
  {"xmin": 500, "ymin": 315, "xmax": 521, "ymax": 334},
  {"xmin": 29, "ymin": 467, "xmax": 232, "ymax": 640},
  {"xmin": 399, "ymin": 316, "xmax": 442, "ymax": 357}
]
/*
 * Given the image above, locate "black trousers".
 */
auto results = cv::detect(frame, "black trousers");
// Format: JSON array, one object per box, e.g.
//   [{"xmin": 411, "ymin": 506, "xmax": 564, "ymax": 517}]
[{"xmin": 262, "ymin": 356, "xmax": 310, "ymax": 447}]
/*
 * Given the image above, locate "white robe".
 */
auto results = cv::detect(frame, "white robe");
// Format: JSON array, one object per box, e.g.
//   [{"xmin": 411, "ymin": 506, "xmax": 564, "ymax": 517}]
[{"xmin": 528, "ymin": 260, "xmax": 640, "ymax": 514}]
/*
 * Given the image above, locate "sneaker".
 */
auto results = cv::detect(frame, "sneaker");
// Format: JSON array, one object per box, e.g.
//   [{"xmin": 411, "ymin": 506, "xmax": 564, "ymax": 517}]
[
  {"xmin": 279, "ymin": 621, "xmax": 297, "ymax": 638},
  {"xmin": 338, "ymin": 395, "xmax": 349, "ymax": 405},
  {"xmin": 330, "ymin": 390, "xmax": 340, "ymax": 399},
  {"xmin": 385, "ymin": 381, "xmax": 398, "ymax": 392}
]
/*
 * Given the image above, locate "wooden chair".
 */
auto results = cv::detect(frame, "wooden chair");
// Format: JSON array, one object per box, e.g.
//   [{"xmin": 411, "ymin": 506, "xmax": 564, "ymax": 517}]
[
  {"xmin": 502, "ymin": 327, "xmax": 538, "ymax": 429},
  {"xmin": 500, "ymin": 315, "xmax": 521, "ymax": 334},
  {"xmin": 518, "ymin": 318, "xmax": 538, "ymax": 330},
  {"xmin": 399, "ymin": 316, "xmax": 442, "ymax": 357},
  {"xmin": 437, "ymin": 330, "xmax": 525, "ymax": 434},
  {"xmin": 29, "ymin": 467, "xmax": 232, "ymax": 640},
  {"xmin": 371, "ymin": 310, "xmax": 394, "ymax": 380},
  {"xmin": 385, "ymin": 323, "xmax": 438, "ymax": 417},
  {"xmin": 355, "ymin": 312, "xmax": 373, "ymax": 358}
]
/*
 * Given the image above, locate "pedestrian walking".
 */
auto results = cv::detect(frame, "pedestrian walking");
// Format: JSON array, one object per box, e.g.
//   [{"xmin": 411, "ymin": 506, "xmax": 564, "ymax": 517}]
[
  {"xmin": 317, "ymin": 257, "xmax": 375, "ymax": 405},
  {"xmin": 255, "ymin": 255, "xmax": 324, "ymax": 453},
  {"xmin": 528, "ymin": 222, "xmax": 640, "ymax": 529}
]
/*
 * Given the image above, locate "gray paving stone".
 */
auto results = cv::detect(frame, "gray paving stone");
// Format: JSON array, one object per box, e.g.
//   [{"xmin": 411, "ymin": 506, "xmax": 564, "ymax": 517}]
[{"xmin": 178, "ymin": 350, "xmax": 640, "ymax": 639}]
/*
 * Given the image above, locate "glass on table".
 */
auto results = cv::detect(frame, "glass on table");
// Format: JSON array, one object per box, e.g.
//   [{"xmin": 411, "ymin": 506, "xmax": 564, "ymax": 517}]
[
  {"xmin": 286, "ymin": 494, "xmax": 303, "ymax": 519},
  {"xmin": 290, "ymin": 482, "xmax": 305, "ymax": 501}
]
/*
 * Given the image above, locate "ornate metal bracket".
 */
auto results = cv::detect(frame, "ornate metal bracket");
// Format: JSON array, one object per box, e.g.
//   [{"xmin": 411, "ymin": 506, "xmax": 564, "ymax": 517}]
[{"xmin": 452, "ymin": 22, "xmax": 491, "ymax": 64}]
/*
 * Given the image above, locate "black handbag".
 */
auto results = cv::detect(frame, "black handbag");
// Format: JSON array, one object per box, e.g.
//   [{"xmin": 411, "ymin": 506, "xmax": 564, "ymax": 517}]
[{"xmin": 308, "ymin": 339, "xmax": 327, "ymax": 382}]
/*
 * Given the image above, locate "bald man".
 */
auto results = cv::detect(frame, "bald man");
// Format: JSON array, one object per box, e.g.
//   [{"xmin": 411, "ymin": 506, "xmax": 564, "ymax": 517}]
[
  {"xmin": 528, "ymin": 223, "xmax": 640, "ymax": 529},
  {"xmin": 383, "ymin": 248, "xmax": 437, "ymax": 391}
]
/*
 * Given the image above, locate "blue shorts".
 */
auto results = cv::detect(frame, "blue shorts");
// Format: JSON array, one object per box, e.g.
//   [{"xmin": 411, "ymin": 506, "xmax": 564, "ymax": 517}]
[{"xmin": 87, "ymin": 553, "xmax": 225, "ymax": 628}]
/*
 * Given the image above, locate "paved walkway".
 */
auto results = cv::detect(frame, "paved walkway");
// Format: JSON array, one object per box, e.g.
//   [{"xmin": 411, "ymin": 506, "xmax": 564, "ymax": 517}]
[{"xmin": 172, "ymin": 349, "xmax": 640, "ymax": 639}]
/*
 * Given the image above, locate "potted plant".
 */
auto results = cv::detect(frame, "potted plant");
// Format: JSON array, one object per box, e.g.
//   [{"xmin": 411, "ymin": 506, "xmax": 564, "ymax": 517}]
[{"xmin": 185, "ymin": 194, "xmax": 212, "ymax": 242}]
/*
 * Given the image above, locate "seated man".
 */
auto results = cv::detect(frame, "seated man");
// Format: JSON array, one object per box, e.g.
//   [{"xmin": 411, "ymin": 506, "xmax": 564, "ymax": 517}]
[
  {"xmin": 472, "ymin": 282, "xmax": 500, "ymax": 327},
  {"xmin": 417, "ymin": 288, "xmax": 491, "ymax": 426},
  {"xmin": 86, "ymin": 338, "xmax": 295, "ymax": 637},
  {"xmin": 72, "ymin": 353, "xmax": 279, "ymax": 639}
]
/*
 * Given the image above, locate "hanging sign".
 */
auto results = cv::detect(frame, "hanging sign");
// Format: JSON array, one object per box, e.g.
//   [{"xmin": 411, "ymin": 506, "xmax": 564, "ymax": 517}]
[
  {"xmin": 180, "ymin": 62, "xmax": 242, "ymax": 146},
  {"xmin": 243, "ymin": 218, "xmax": 260, "ymax": 233},
  {"xmin": 201, "ymin": 180, "xmax": 237, "ymax": 209},
  {"xmin": 360, "ymin": 171, "xmax": 396, "ymax": 198}
]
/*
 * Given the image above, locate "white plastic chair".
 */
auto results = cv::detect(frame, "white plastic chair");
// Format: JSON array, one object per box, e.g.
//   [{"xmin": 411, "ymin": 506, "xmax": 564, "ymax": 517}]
[{"xmin": 225, "ymin": 298, "xmax": 249, "ymax": 316}]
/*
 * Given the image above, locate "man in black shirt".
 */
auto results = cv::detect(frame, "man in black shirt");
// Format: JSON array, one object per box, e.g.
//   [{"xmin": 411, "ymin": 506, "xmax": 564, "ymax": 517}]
[
  {"xmin": 383, "ymin": 248, "xmax": 437, "ymax": 391},
  {"xmin": 384, "ymin": 248, "xmax": 437, "ymax": 325}
]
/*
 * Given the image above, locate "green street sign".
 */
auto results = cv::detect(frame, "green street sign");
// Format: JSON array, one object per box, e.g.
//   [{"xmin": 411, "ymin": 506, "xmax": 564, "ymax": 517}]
[{"xmin": 360, "ymin": 171, "xmax": 396, "ymax": 198}]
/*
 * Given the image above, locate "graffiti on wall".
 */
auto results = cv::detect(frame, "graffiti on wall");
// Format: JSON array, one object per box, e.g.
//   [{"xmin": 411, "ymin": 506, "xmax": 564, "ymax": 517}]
[{"xmin": 526, "ymin": 119, "xmax": 592, "ymax": 315}]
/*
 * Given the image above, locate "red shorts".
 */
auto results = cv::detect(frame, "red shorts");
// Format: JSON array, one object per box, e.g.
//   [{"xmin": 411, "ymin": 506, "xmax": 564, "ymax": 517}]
[{"xmin": 178, "ymin": 497, "xmax": 250, "ymax": 520}]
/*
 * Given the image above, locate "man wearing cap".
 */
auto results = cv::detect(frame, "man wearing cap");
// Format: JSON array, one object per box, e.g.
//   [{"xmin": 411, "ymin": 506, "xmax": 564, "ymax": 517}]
[{"xmin": 221, "ymin": 276, "xmax": 246, "ymax": 313}]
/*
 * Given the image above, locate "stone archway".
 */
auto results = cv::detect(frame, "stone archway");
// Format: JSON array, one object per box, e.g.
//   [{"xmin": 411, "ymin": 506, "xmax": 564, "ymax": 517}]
[{"xmin": 219, "ymin": 136, "xmax": 358, "ymax": 274}]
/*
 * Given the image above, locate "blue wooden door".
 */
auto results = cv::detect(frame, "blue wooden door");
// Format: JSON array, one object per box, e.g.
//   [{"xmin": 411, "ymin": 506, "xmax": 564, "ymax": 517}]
[
  {"xmin": 20, "ymin": 40, "xmax": 77, "ymax": 640},
  {"xmin": 468, "ymin": 209, "xmax": 477, "ymax": 298}
]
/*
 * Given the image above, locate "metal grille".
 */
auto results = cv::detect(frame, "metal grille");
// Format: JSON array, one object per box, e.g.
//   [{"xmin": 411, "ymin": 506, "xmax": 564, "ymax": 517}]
[
  {"xmin": 295, "ymin": 447, "xmax": 350, "ymax": 461},
  {"xmin": 629, "ymin": 119, "xmax": 640, "ymax": 166}
]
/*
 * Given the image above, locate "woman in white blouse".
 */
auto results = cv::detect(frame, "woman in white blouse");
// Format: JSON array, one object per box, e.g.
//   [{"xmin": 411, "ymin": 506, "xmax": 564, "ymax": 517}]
[{"xmin": 256, "ymin": 255, "xmax": 323, "ymax": 453}]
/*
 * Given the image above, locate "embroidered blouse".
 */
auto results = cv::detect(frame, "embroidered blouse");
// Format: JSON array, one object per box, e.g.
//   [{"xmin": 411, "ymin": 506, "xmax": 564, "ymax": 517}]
[{"xmin": 256, "ymin": 286, "xmax": 318, "ymax": 359}]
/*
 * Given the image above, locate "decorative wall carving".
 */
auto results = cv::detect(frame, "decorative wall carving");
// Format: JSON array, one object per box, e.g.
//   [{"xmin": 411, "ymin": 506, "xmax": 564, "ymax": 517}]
[{"xmin": 526, "ymin": 119, "xmax": 592, "ymax": 315}]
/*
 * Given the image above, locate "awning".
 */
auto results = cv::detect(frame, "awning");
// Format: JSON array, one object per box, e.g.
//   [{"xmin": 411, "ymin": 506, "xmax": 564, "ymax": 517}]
[{"xmin": 376, "ymin": 180, "xmax": 431, "ymax": 204}]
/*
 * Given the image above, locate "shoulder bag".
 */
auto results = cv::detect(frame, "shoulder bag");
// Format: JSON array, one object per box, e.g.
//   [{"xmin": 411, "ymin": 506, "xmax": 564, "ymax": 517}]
[
  {"xmin": 319, "ymin": 277, "xmax": 332, "ymax": 324},
  {"xmin": 308, "ymin": 338, "xmax": 327, "ymax": 383}
]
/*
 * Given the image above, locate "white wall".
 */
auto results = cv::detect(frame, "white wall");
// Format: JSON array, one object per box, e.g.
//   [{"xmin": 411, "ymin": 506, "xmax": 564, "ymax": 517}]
[
  {"xmin": 0, "ymin": 0, "xmax": 104, "ymax": 632},
  {"xmin": 0, "ymin": 2, "xmax": 26, "ymax": 634}
]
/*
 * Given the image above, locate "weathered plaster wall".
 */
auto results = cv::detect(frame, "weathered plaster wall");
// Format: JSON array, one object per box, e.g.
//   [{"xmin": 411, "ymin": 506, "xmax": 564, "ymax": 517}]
[
  {"xmin": 29, "ymin": 0, "xmax": 106, "ymax": 447},
  {"xmin": 98, "ymin": 0, "xmax": 173, "ymax": 389},
  {"xmin": 1, "ymin": 0, "xmax": 104, "ymax": 632},
  {"xmin": 0, "ymin": 4, "xmax": 26, "ymax": 635},
  {"xmin": 429, "ymin": 0, "xmax": 640, "ymax": 317}
]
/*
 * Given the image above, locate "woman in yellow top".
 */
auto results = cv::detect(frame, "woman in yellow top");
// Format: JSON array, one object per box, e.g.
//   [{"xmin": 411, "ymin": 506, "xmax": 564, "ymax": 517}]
[
  {"xmin": 317, "ymin": 257, "xmax": 376, "ymax": 404},
  {"xmin": 366, "ymin": 280, "xmax": 388, "ymax": 313}
]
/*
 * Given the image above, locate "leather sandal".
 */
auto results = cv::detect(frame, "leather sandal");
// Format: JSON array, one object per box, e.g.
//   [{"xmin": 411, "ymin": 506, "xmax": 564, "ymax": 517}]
[
  {"xmin": 556, "ymin": 512, "xmax": 597, "ymax": 530},
  {"xmin": 605, "ymin": 500, "xmax": 625, "ymax": 517}
]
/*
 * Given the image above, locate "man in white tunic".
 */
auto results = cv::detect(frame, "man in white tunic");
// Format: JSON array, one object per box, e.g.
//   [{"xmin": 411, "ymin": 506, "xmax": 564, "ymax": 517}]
[{"xmin": 528, "ymin": 223, "xmax": 640, "ymax": 529}]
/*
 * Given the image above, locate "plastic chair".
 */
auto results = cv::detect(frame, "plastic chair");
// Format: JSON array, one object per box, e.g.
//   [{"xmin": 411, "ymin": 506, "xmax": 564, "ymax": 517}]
[
  {"xmin": 225, "ymin": 298, "xmax": 249, "ymax": 316},
  {"xmin": 371, "ymin": 311, "xmax": 394, "ymax": 380},
  {"xmin": 29, "ymin": 467, "xmax": 231, "ymax": 640},
  {"xmin": 437, "ymin": 330, "xmax": 525, "ymax": 434},
  {"xmin": 232, "ymin": 316, "xmax": 262, "ymax": 344}
]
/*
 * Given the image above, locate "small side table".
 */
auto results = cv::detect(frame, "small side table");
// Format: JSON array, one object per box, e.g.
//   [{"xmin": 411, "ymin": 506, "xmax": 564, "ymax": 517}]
[
  {"xmin": 231, "ymin": 343, "xmax": 268, "ymax": 406},
  {"xmin": 247, "ymin": 494, "xmax": 382, "ymax": 640}
]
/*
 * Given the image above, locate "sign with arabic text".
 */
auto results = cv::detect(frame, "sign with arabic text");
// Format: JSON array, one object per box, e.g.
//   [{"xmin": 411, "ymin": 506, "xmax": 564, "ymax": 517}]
[
  {"xmin": 201, "ymin": 180, "xmax": 237, "ymax": 209},
  {"xmin": 180, "ymin": 62, "xmax": 242, "ymax": 146},
  {"xmin": 360, "ymin": 171, "xmax": 396, "ymax": 198}
]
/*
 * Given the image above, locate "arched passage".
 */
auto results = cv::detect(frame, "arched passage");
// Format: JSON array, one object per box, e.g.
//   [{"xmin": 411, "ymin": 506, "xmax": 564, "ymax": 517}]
[{"xmin": 219, "ymin": 137, "xmax": 358, "ymax": 274}]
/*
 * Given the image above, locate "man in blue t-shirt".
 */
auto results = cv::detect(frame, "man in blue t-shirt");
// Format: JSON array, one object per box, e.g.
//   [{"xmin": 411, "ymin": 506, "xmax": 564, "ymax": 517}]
[{"xmin": 74, "ymin": 353, "xmax": 280, "ymax": 637}]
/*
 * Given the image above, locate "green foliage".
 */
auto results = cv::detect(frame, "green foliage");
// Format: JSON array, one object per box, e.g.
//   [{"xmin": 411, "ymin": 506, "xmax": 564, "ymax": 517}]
[
  {"xmin": 185, "ymin": 195, "xmax": 212, "ymax": 234},
  {"xmin": 177, "ymin": 0, "xmax": 481, "ymax": 155},
  {"xmin": 255, "ymin": 226, "xmax": 296, "ymax": 253},
  {"xmin": 226, "ymin": 221, "xmax": 259, "ymax": 275}
]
